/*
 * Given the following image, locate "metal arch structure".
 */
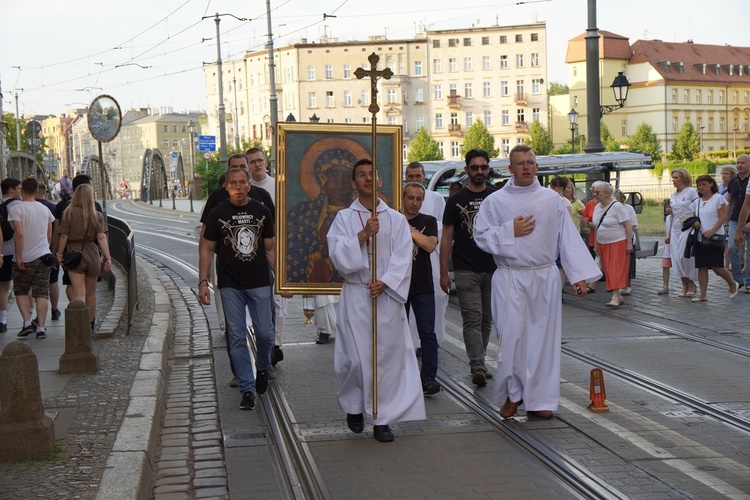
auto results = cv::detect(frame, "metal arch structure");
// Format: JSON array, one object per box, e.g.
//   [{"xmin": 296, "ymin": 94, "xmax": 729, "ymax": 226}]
[
  {"xmin": 79, "ymin": 155, "xmax": 113, "ymax": 201},
  {"xmin": 3, "ymin": 151, "xmax": 50, "ymax": 187},
  {"xmin": 139, "ymin": 149, "xmax": 169, "ymax": 202}
]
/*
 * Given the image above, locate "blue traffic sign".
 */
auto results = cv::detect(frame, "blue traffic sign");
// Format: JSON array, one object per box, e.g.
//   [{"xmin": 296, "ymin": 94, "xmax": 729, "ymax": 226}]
[{"xmin": 197, "ymin": 135, "xmax": 216, "ymax": 152}]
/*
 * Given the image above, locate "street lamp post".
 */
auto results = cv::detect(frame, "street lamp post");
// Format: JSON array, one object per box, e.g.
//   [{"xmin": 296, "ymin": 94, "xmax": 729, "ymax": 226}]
[
  {"xmin": 699, "ymin": 126, "xmax": 705, "ymax": 154},
  {"xmin": 568, "ymin": 108, "xmax": 579, "ymax": 154},
  {"xmin": 187, "ymin": 120, "xmax": 196, "ymax": 213}
]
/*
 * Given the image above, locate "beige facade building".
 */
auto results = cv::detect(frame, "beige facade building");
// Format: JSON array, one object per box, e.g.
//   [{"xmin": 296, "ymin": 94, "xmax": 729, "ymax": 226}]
[
  {"xmin": 552, "ymin": 32, "xmax": 750, "ymax": 156},
  {"xmin": 204, "ymin": 23, "xmax": 548, "ymax": 160},
  {"xmin": 40, "ymin": 110, "xmax": 83, "ymax": 179}
]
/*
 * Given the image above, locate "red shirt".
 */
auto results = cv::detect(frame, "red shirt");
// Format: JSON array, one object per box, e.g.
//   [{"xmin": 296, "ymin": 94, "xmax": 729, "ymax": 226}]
[{"xmin": 583, "ymin": 199, "xmax": 598, "ymax": 247}]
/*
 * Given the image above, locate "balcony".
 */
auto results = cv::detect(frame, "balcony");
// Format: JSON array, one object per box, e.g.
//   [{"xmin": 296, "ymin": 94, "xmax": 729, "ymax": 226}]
[
  {"xmin": 447, "ymin": 94, "xmax": 461, "ymax": 108},
  {"xmin": 448, "ymin": 123, "xmax": 463, "ymax": 136},
  {"xmin": 515, "ymin": 121, "xmax": 529, "ymax": 132},
  {"xmin": 514, "ymin": 93, "xmax": 528, "ymax": 104}
]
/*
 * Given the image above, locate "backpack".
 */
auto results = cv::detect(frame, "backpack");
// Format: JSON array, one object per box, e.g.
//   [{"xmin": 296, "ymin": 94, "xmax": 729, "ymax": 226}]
[{"xmin": 0, "ymin": 199, "xmax": 17, "ymax": 241}]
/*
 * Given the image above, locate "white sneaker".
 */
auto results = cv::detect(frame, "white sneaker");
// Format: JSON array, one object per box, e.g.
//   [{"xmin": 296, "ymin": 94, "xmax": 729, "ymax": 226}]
[{"xmin": 620, "ymin": 287, "xmax": 632, "ymax": 296}]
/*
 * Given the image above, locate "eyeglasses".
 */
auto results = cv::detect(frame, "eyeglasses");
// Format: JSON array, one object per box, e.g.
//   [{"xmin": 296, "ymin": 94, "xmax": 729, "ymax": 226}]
[
  {"xmin": 249, "ymin": 158, "xmax": 265, "ymax": 165},
  {"xmin": 468, "ymin": 164, "xmax": 490, "ymax": 172}
]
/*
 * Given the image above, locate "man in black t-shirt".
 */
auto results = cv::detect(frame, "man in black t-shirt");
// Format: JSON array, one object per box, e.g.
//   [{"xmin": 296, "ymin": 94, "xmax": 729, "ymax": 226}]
[
  {"xmin": 440, "ymin": 149, "xmax": 497, "ymax": 387},
  {"xmin": 199, "ymin": 168, "xmax": 276, "ymax": 411},
  {"xmin": 403, "ymin": 182, "xmax": 441, "ymax": 395},
  {"xmin": 727, "ymin": 154, "xmax": 750, "ymax": 289}
]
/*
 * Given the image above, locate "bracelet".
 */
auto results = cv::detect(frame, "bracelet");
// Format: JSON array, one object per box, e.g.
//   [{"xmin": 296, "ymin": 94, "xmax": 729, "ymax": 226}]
[{"xmin": 198, "ymin": 279, "xmax": 209, "ymax": 287}]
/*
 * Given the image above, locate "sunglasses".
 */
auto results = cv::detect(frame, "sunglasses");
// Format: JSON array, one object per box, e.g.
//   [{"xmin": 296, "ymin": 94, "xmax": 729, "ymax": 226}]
[{"xmin": 469, "ymin": 164, "xmax": 490, "ymax": 172}]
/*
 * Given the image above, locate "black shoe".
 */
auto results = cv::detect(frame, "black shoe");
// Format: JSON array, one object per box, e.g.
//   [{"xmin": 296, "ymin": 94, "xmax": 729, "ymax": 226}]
[
  {"xmin": 51, "ymin": 309, "xmax": 61, "ymax": 321},
  {"xmin": 272, "ymin": 346, "xmax": 284, "ymax": 366},
  {"xmin": 373, "ymin": 425, "xmax": 394, "ymax": 442},
  {"xmin": 485, "ymin": 372, "xmax": 493, "ymax": 380},
  {"xmin": 415, "ymin": 347, "xmax": 422, "ymax": 358},
  {"xmin": 239, "ymin": 391, "xmax": 255, "ymax": 410},
  {"xmin": 17, "ymin": 324, "xmax": 35, "ymax": 338},
  {"xmin": 316, "ymin": 332, "xmax": 330, "ymax": 344},
  {"xmin": 472, "ymin": 370, "xmax": 487, "ymax": 387},
  {"xmin": 256, "ymin": 370, "xmax": 269, "ymax": 395},
  {"xmin": 346, "ymin": 413, "xmax": 364, "ymax": 433},
  {"xmin": 36, "ymin": 330, "xmax": 47, "ymax": 339},
  {"xmin": 31, "ymin": 317, "xmax": 39, "ymax": 330},
  {"xmin": 0, "ymin": 322, "xmax": 6, "ymax": 333},
  {"xmin": 422, "ymin": 378, "xmax": 441, "ymax": 395}
]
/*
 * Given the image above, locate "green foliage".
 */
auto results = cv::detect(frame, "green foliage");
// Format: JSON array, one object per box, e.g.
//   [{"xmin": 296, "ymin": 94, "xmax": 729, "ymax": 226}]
[
  {"xmin": 672, "ymin": 122, "xmax": 700, "ymax": 161},
  {"xmin": 552, "ymin": 144, "xmax": 573, "ymax": 155},
  {"xmin": 548, "ymin": 82, "xmax": 570, "ymax": 96},
  {"xmin": 407, "ymin": 127, "xmax": 444, "ymax": 161},
  {"xmin": 526, "ymin": 121, "xmax": 554, "ymax": 156},
  {"xmin": 652, "ymin": 157, "xmax": 715, "ymax": 179},
  {"xmin": 3, "ymin": 112, "xmax": 47, "ymax": 167},
  {"xmin": 194, "ymin": 154, "xmax": 224, "ymax": 198},
  {"xmin": 601, "ymin": 123, "xmax": 621, "ymax": 152},
  {"xmin": 628, "ymin": 122, "xmax": 662, "ymax": 158},
  {"xmin": 460, "ymin": 120, "xmax": 499, "ymax": 157}
]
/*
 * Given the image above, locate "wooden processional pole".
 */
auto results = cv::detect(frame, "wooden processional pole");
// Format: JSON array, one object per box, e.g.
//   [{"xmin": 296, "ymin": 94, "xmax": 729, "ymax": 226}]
[{"xmin": 354, "ymin": 53, "xmax": 392, "ymax": 420}]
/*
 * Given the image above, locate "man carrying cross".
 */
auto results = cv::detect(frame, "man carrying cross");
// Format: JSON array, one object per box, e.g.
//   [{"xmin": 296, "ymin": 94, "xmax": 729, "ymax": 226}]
[{"xmin": 327, "ymin": 158, "xmax": 425, "ymax": 442}]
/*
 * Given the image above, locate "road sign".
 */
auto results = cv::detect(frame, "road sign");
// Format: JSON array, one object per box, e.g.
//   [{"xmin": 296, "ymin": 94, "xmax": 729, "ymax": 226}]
[
  {"xmin": 170, "ymin": 151, "xmax": 179, "ymax": 171},
  {"xmin": 203, "ymin": 152, "xmax": 211, "ymax": 160},
  {"xmin": 198, "ymin": 135, "xmax": 216, "ymax": 152}
]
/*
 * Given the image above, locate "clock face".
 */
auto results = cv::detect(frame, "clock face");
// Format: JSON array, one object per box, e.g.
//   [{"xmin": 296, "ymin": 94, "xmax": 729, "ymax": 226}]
[{"xmin": 87, "ymin": 95, "xmax": 122, "ymax": 143}]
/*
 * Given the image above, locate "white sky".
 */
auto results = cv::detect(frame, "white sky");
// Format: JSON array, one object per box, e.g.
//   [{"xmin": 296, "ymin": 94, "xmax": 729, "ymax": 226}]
[{"xmin": 1, "ymin": 0, "xmax": 747, "ymax": 118}]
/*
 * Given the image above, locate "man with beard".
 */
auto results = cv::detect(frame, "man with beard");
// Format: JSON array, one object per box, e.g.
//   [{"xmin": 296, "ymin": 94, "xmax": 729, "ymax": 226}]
[{"xmin": 440, "ymin": 149, "xmax": 496, "ymax": 387}]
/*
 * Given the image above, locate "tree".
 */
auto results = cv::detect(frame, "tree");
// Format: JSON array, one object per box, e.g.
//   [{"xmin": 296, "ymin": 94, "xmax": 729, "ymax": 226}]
[
  {"xmin": 4, "ymin": 112, "xmax": 27, "ymax": 153},
  {"xmin": 627, "ymin": 122, "xmax": 662, "ymax": 159},
  {"xmin": 601, "ymin": 123, "xmax": 621, "ymax": 152},
  {"xmin": 548, "ymin": 82, "xmax": 570, "ymax": 96},
  {"xmin": 526, "ymin": 121, "xmax": 553, "ymax": 155},
  {"xmin": 460, "ymin": 120, "xmax": 499, "ymax": 157},
  {"xmin": 672, "ymin": 122, "xmax": 700, "ymax": 161},
  {"xmin": 407, "ymin": 127, "xmax": 443, "ymax": 161}
]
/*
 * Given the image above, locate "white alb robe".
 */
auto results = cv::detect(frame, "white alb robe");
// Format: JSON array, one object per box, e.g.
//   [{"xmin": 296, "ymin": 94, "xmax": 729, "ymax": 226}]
[
  {"xmin": 408, "ymin": 189, "xmax": 448, "ymax": 345},
  {"xmin": 474, "ymin": 179, "xmax": 601, "ymax": 411},
  {"xmin": 328, "ymin": 199, "xmax": 426, "ymax": 425}
]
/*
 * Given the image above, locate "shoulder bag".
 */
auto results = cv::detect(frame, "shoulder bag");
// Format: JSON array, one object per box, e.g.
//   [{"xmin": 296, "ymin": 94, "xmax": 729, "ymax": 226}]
[
  {"xmin": 63, "ymin": 218, "xmax": 91, "ymax": 270},
  {"xmin": 697, "ymin": 200, "xmax": 726, "ymax": 250}
]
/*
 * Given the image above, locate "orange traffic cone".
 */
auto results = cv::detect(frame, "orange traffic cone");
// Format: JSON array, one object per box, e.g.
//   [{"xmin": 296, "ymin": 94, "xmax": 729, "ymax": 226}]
[{"xmin": 587, "ymin": 368, "xmax": 609, "ymax": 412}]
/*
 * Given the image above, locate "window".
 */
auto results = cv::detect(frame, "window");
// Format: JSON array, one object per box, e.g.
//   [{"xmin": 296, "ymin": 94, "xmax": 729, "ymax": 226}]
[
  {"xmin": 325, "ymin": 65, "xmax": 333, "ymax": 79},
  {"xmin": 448, "ymin": 38, "xmax": 458, "ymax": 47},
  {"xmin": 398, "ymin": 54, "xmax": 405, "ymax": 75},
  {"xmin": 326, "ymin": 91, "xmax": 334, "ymax": 107},
  {"xmin": 622, "ymin": 120, "xmax": 627, "ymax": 136},
  {"xmin": 173, "ymin": 140, "xmax": 178, "ymax": 149},
  {"xmin": 388, "ymin": 116, "xmax": 398, "ymax": 125},
  {"xmin": 733, "ymin": 91, "xmax": 738, "ymax": 105},
  {"xmin": 531, "ymin": 53, "xmax": 539, "ymax": 67},
  {"xmin": 449, "ymin": 58, "xmax": 457, "ymax": 72},
  {"xmin": 416, "ymin": 115, "xmax": 424, "ymax": 129},
  {"xmin": 415, "ymin": 88, "xmax": 424, "ymax": 103},
  {"xmin": 435, "ymin": 113, "xmax": 443, "ymax": 128},
  {"xmin": 502, "ymin": 138, "xmax": 510, "ymax": 155},
  {"xmin": 696, "ymin": 117, "xmax": 702, "ymax": 129},
  {"xmin": 671, "ymin": 89, "xmax": 677, "ymax": 103},
  {"xmin": 482, "ymin": 36, "xmax": 489, "ymax": 45},
  {"xmin": 532, "ymin": 108, "xmax": 540, "ymax": 122},
  {"xmin": 531, "ymin": 79, "xmax": 541, "ymax": 94},
  {"xmin": 361, "ymin": 89, "xmax": 370, "ymax": 104},
  {"xmin": 344, "ymin": 91, "xmax": 352, "ymax": 106},
  {"xmin": 433, "ymin": 59, "xmax": 442, "ymax": 73},
  {"xmin": 449, "ymin": 84, "xmax": 457, "ymax": 95},
  {"xmin": 708, "ymin": 117, "xmax": 714, "ymax": 132},
  {"xmin": 173, "ymin": 125, "xmax": 178, "ymax": 132},
  {"xmin": 163, "ymin": 125, "xmax": 168, "ymax": 132},
  {"xmin": 500, "ymin": 55, "xmax": 508, "ymax": 69},
  {"xmin": 465, "ymin": 112, "xmax": 473, "ymax": 127},
  {"xmin": 463, "ymin": 37, "xmax": 471, "ymax": 46},
  {"xmin": 720, "ymin": 117, "xmax": 725, "ymax": 132},
  {"xmin": 464, "ymin": 83, "xmax": 473, "ymax": 98},
  {"xmin": 345, "ymin": 118, "xmax": 353, "ymax": 124},
  {"xmin": 181, "ymin": 125, "xmax": 187, "ymax": 133},
  {"xmin": 450, "ymin": 112, "xmax": 459, "ymax": 125},
  {"xmin": 434, "ymin": 85, "xmax": 442, "ymax": 99},
  {"xmin": 414, "ymin": 61, "xmax": 423, "ymax": 76},
  {"xmin": 515, "ymin": 34, "xmax": 523, "ymax": 43},
  {"xmin": 672, "ymin": 117, "xmax": 678, "ymax": 132},
  {"xmin": 516, "ymin": 54, "xmax": 524, "ymax": 67},
  {"xmin": 502, "ymin": 110, "xmax": 510, "ymax": 125},
  {"xmin": 363, "ymin": 116, "xmax": 371, "ymax": 124},
  {"xmin": 432, "ymin": 40, "xmax": 440, "ymax": 48},
  {"xmin": 437, "ymin": 141, "xmax": 444, "ymax": 157},
  {"xmin": 343, "ymin": 64, "xmax": 351, "ymax": 79},
  {"xmin": 500, "ymin": 35, "xmax": 507, "ymax": 44},
  {"xmin": 387, "ymin": 88, "xmax": 397, "ymax": 103},
  {"xmin": 707, "ymin": 90, "xmax": 714, "ymax": 104},
  {"xmin": 307, "ymin": 65, "xmax": 315, "ymax": 80},
  {"xmin": 482, "ymin": 56, "xmax": 491, "ymax": 70},
  {"xmin": 719, "ymin": 90, "xmax": 725, "ymax": 104},
  {"xmin": 403, "ymin": 119, "xmax": 408, "ymax": 134},
  {"xmin": 684, "ymin": 89, "xmax": 690, "ymax": 103},
  {"xmin": 531, "ymin": 33, "xmax": 539, "ymax": 42},
  {"xmin": 163, "ymin": 140, "xmax": 169, "ymax": 148},
  {"xmin": 517, "ymin": 109, "xmax": 525, "ymax": 122},
  {"xmin": 483, "ymin": 82, "xmax": 491, "ymax": 97},
  {"xmin": 451, "ymin": 141, "xmax": 460, "ymax": 158},
  {"xmin": 501, "ymin": 81, "xmax": 509, "ymax": 96},
  {"xmin": 484, "ymin": 111, "xmax": 492, "ymax": 126},
  {"xmin": 696, "ymin": 90, "xmax": 702, "ymax": 103},
  {"xmin": 464, "ymin": 57, "xmax": 472, "ymax": 71},
  {"xmin": 745, "ymin": 91, "xmax": 749, "ymax": 104},
  {"xmin": 516, "ymin": 80, "xmax": 525, "ymax": 95},
  {"xmin": 385, "ymin": 55, "xmax": 394, "ymax": 72}
]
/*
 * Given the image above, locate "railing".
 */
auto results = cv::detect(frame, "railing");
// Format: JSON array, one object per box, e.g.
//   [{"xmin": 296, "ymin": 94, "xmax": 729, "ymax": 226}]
[
  {"xmin": 447, "ymin": 95, "xmax": 461, "ymax": 107},
  {"xmin": 448, "ymin": 124, "xmax": 462, "ymax": 135},
  {"xmin": 107, "ymin": 216, "xmax": 138, "ymax": 327},
  {"xmin": 514, "ymin": 93, "xmax": 528, "ymax": 103},
  {"xmin": 515, "ymin": 121, "xmax": 529, "ymax": 132}
]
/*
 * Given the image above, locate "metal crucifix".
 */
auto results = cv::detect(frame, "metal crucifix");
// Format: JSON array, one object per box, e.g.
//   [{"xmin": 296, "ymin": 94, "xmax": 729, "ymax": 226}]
[{"xmin": 354, "ymin": 52, "xmax": 392, "ymax": 420}]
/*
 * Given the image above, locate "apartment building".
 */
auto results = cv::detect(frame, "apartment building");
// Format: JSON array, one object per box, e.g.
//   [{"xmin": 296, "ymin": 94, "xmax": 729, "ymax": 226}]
[{"xmin": 204, "ymin": 23, "xmax": 548, "ymax": 160}]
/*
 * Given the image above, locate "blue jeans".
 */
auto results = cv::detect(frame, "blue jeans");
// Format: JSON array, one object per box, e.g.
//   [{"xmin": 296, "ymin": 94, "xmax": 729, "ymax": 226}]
[
  {"xmin": 405, "ymin": 293, "xmax": 438, "ymax": 382},
  {"xmin": 220, "ymin": 286, "xmax": 275, "ymax": 394},
  {"xmin": 728, "ymin": 221, "xmax": 750, "ymax": 286},
  {"xmin": 454, "ymin": 270, "xmax": 493, "ymax": 374}
]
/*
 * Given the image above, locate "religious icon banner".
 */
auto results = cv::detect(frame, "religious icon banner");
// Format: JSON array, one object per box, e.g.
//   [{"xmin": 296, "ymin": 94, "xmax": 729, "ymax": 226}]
[{"xmin": 275, "ymin": 122, "xmax": 402, "ymax": 293}]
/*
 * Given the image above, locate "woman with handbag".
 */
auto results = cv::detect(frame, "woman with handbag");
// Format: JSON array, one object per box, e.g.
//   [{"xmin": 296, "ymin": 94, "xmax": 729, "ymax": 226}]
[
  {"xmin": 667, "ymin": 168, "xmax": 699, "ymax": 297},
  {"xmin": 591, "ymin": 181, "xmax": 632, "ymax": 307},
  {"xmin": 689, "ymin": 175, "xmax": 739, "ymax": 302},
  {"xmin": 57, "ymin": 184, "xmax": 112, "ymax": 331}
]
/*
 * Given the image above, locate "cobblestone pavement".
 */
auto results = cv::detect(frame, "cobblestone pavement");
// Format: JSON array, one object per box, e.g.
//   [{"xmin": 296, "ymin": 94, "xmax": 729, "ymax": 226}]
[{"xmin": 0, "ymin": 270, "xmax": 149, "ymax": 499}]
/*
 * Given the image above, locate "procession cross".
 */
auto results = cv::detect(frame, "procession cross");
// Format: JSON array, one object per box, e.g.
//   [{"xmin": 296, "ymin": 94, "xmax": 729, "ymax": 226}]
[{"xmin": 354, "ymin": 52, "xmax": 392, "ymax": 420}]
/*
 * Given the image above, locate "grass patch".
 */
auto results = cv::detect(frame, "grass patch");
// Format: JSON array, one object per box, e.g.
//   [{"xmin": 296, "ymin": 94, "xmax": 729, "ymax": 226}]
[{"xmin": 637, "ymin": 203, "xmax": 668, "ymax": 236}]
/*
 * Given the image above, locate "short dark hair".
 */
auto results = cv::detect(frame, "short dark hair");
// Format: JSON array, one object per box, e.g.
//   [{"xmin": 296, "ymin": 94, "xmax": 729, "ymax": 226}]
[
  {"xmin": 351, "ymin": 158, "xmax": 374, "ymax": 180},
  {"xmin": 21, "ymin": 177, "xmax": 39, "ymax": 195},
  {"xmin": 227, "ymin": 167, "xmax": 250, "ymax": 180},
  {"xmin": 228, "ymin": 153, "xmax": 248, "ymax": 169},
  {"xmin": 37, "ymin": 183, "xmax": 48, "ymax": 194},
  {"xmin": 1, "ymin": 178, "xmax": 21, "ymax": 195},
  {"xmin": 402, "ymin": 182, "xmax": 426, "ymax": 196},
  {"xmin": 695, "ymin": 174, "xmax": 718, "ymax": 194},
  {"xmin": 464, "ymin": 149, "xmax": 489, "ymax": 167},
  {"xmin": 549, "ymin": 176, "xmax": 567, "ymax": 189},
  {"xmin": 405, "ymin": 161, "xmax": 425, "ymax": 175},
  {"xmin": 245, "ymin": 147, "xmax": 265, "ymax": 157},
  {"xmin": 72, "ymin": 174, "xmax": 92, "ymax": 191}
]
